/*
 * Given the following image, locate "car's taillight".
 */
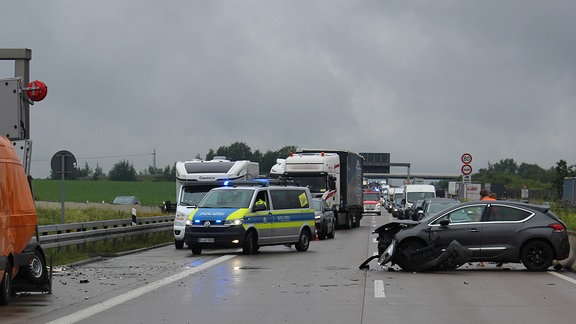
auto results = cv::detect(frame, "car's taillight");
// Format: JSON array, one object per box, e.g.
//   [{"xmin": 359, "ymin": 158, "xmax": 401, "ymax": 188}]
[{"xmin": 548, "ymin": 223, "xmax": 566, "ymax": 232}]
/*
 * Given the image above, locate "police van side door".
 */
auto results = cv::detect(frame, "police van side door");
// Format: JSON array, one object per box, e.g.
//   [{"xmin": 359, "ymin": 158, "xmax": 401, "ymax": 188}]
[
  {"xmin": 269, "ymin": 189, "xmax": 305, "ymax": 244},
  {"xmin": 250, "ymin": 189, "xmax": 274, "ymax": 244}
]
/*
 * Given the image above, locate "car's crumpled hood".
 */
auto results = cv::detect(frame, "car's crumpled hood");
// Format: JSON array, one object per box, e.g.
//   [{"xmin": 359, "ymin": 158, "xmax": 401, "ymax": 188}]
[{"xmin": 372, "ymin": 220, "xmax": 420, "ymax": 236}]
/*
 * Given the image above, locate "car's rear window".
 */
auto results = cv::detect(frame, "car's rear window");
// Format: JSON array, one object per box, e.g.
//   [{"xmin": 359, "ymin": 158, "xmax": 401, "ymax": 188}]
[{"xmin": 485, "ymin": 205, "xmax": 532, "ymax": 222}]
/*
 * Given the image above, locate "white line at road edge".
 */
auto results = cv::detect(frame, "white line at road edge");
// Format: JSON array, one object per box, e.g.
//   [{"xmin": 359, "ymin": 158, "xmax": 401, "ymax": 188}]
[
  {"xmin": 47, "ymin": 255, "xmax": 236, "ymax": 324},
  {"xmin": 547, "ymin": 271, "xmax": 576, "ymax": 285}
]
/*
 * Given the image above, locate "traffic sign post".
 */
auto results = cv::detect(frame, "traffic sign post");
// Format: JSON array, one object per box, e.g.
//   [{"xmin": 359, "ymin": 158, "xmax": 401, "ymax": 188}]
[
  {"xmin": 460, "ymin": 153, "xmax": 473, "ymax": 196},
  {"xmin": 51, "ymin": 150, "xmax": 77, "ymax": 223}
]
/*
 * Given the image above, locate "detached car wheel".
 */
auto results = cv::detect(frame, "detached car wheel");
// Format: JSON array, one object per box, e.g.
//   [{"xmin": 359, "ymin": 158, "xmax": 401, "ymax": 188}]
[
  {"xmin": 394, "ymin": 240, "xmax": 428, "ymax": 272},
  {"xmin": 521, "ymin": 240, "xmax": 554, "ymax": 271}
]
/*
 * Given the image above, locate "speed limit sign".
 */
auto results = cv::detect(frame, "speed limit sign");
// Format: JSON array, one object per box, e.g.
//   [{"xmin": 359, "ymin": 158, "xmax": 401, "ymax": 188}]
[{"xmin": 461, "ymin": 153, "xmax": 472, "ymax": 164}]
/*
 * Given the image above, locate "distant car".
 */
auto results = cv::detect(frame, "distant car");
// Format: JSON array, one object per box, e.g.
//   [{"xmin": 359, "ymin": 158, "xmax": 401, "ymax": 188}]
[
  {"xmin": 112, "ymin": 196, "xmax": 140, "ymax": 205},
  {"xmin": 392, "ymin": 198, "xmax": 405, "ymax": 219},
  {"xmin": 311, "ymin": 198, "xmax": 336, "ymax": 240},
  {"xmin": 363, "ymin": 190, "xmax": 382, "ymax": 214},
  {"xmin": 376, "ymin": 201, "xmax": 570, "ymax": 272},
  {"xmin": 417, "ymin": 198, "xmax": 461, "ymax": 221}
]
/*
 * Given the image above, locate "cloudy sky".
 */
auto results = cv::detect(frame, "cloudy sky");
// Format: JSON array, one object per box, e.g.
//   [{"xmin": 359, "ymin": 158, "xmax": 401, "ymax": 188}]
[{"xmin": 2, "ymin": 0, "xmax": 575, "ymax": 179}]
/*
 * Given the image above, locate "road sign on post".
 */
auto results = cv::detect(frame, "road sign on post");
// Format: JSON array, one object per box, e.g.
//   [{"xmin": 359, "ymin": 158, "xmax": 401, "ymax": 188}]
[
  {"xmin": 461, "ymin": 164, "xmax": 472, "ymax": 176},
  {"xmin": 51, "ymin": 150, "xmax": 77, "ymax": 223},
  {"xmin": 460, "ymin": 153, "xmax": 473, "ymax": 197}
]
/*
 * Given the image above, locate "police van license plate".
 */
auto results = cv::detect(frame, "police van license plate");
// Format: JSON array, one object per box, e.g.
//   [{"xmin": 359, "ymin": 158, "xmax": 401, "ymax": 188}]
[{"xmin": 198, "ymin": 238, "xmax": 214, "ymax": 243}]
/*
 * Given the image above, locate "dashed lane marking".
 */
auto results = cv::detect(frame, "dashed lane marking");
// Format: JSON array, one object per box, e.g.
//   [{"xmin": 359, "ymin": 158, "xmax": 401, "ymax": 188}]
[{"xmin": 374, "ymin": 280, "xmax": 386, "ymax": 298}]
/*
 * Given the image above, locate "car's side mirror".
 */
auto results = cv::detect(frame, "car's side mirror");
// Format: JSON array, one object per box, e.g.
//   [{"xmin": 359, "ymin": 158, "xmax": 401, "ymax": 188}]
[{"xmin": 440, "ymin": 219, "xmax": 450, "ymax": 227}]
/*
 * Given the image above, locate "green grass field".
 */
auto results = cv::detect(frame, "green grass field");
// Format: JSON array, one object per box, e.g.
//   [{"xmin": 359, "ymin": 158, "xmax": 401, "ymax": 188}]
[
  {"xmin": 32, "ymin": 179, "xmax": 177, "ymax": 264},
  {"xmin": 31, "ymin": 179, "xmax": 576, "ymax": 231},
  {"xmin": 32, "ymin": 179, "xmax": 176, "ymax": 206}
]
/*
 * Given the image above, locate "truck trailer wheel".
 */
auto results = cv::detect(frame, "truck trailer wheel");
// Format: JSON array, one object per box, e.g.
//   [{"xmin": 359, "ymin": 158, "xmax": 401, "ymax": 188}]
[
  {"xmin": 343, "ymin": 214, "xmax": 352, "ymax": 229},
  {"xmin": 0, "ymin": 263, "xmax": 12, "ymax": 305},
  {"xmin": 22, "ymin": 249, "xmax": 48, "ymax": 285}
]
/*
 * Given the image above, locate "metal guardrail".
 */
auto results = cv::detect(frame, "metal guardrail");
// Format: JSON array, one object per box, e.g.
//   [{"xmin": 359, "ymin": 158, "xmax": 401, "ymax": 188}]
[
  {"xmin": 36, "ymin": 216, "xmax": 576, "ymax": 273},
  {"xmin": 37, "ymin": 216, "xmax": 174, "ymax": 249}
]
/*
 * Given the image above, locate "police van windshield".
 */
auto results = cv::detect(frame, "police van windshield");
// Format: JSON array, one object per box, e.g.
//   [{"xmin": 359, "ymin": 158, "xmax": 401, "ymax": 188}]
[{"xmin": 198, "ymin": 189, "xmax": 254, "ymax": 208}]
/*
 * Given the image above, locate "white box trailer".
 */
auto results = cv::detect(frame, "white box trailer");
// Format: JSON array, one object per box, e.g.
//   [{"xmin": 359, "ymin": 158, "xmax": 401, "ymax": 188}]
[{"xmin": 283, "ymin": 149, "xmax": 364, "ymax": 229}]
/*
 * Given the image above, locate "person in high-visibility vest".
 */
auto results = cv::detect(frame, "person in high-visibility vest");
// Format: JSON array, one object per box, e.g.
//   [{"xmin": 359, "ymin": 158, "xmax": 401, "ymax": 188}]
[{"xmin": 255, "ymin": 199, "xmax": 267, "ymax": 209}]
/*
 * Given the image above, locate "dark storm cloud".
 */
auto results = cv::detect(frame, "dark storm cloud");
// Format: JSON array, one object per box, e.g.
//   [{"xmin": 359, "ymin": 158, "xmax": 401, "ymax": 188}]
[{"xmin": 1, "ymin": 0, "xmax": 574, "ymax": 178}]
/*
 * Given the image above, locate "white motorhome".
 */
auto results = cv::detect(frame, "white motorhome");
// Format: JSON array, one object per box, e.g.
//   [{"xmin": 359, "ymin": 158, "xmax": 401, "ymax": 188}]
[{"xmin": 173, "ymin": 158, "xmax": 259, "ymax": 249}]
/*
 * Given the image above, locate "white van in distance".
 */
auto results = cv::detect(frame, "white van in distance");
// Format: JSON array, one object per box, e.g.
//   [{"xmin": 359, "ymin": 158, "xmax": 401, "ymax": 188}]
[{"xmin": 404, "ymin": 184, "xmax": 436, "ymax": 210}]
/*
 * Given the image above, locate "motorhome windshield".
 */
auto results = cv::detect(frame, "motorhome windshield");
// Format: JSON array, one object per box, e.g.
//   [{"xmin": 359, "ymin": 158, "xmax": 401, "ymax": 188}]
[{"xmin": 180, "ymin": 186, "xmax": 215, "ymax": 207}]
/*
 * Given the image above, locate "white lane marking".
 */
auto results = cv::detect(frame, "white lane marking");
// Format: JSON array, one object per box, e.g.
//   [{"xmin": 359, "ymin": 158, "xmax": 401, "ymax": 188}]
[
  {"xmin": 47, "ymin": 255, "xmax": 235, "ymax": 324},
  {"xmin": 374, "ymin": 280, "xmax": 386, "ymax": 298},
  {"xmin": 548, "ymin": 271, "xmax": 576, "ymax": 285}
]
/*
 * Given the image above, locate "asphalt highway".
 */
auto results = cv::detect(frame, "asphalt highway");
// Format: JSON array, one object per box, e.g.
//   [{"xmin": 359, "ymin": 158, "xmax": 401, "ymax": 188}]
[{"xmin": 4, "ymin": 210, "xmax": 576, "ymax": 324}]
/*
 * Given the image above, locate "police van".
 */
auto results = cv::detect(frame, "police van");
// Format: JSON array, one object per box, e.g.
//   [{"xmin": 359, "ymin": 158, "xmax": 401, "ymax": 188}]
[{"xmin": 184, "ymin": 185, "xmax": 315, "ymax": 255}]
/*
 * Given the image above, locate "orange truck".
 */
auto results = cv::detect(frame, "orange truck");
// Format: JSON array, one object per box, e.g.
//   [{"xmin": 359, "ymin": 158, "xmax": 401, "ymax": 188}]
[
  {"xmin": 0, "ymin": 136, "xmax": 51, "ymax": 305},
  {"xmin": 1, "ymin": 49, "xmax": 51, "ymax": 305}
]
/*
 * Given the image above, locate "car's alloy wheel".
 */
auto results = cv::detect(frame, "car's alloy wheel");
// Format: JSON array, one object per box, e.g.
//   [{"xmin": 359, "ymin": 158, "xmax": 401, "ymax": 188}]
[{"xmin": 521, "ymin": 240, "xmax": 554, "ymax": 271}]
